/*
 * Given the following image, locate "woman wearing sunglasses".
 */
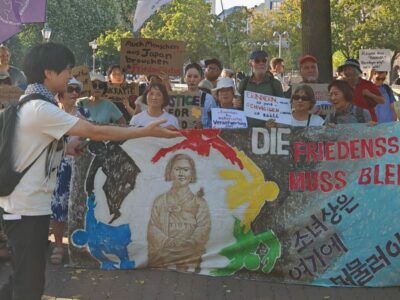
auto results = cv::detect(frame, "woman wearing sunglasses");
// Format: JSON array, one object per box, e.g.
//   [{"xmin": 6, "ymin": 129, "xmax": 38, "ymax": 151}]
[
  {"xmin": 77, "ymin": 73, "xmax": 126, "ymax": 125},
  {"xmin": 266, "ymin": 84, "xmax": 324, "ymax": 127},
  {"xmin": 50, "ymin": 78, "xmax": 90, "ymax": 265}
]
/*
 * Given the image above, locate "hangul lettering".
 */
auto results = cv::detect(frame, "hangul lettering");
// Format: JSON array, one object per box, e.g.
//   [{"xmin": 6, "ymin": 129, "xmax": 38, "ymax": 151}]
[
  {"xmin": 289, "ymin": 258, "xmax": 314, "ymax": 280},
  {"xmin": 306, "ymin": 214, "xmax": 328, "ymax": 237},
  {"xmin": 336, "ymin": 194, "xmax": 359, "ymax": 214},
  {"xmin": 320, "ymin": 233, "xmax": 348, "ymax": 256},
  {"xmin": 386, "ymin": 232, "xmax": 400, "ymax": 257},
  {"xmin": 304, "ymin": 249, "xmax": 327, "ymax": 272},
  {"xmin": 366, "ymin": 246, "xmax": 391, "ymax": 273},
  {"xmin": 321, "ymin": 202, "xmax": 341, "ymax": 224},
  {"xmin": 294, "ymin": 230, "xmax": 313, "ymax": 253},
  {"xmin": 345, "ymin": 259, "xmax": 374, "ymax": 286},
  {"xmin": 330, "ymin": 273, "xmax": 356, "ymax": 286}
]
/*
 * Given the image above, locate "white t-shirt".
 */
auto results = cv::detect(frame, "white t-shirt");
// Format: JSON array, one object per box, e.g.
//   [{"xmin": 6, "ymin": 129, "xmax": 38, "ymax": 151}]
[
  {"xmin": 291, "ymin": 114, "xmax": 325, "ymax": 127},
  {"xmin": 129, "ymin": 110, "xmax": 180, "ymax": 128},
  {"xmin": 0, "ymin": 100, "xmax": 79, "ymax": 216}
]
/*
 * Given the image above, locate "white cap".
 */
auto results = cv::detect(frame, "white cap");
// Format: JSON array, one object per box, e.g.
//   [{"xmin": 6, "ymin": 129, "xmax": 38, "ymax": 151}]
[
  {"xmin": 212, "ymin": 77, "xmax": 240, "ymax": 97},
  {"xmin": 68, "ymin": 77, "xmax": 83, "ymax": 89},
  {"xmin": 90, "ymin": 72, "xmax": 106, "ymax": 82}
]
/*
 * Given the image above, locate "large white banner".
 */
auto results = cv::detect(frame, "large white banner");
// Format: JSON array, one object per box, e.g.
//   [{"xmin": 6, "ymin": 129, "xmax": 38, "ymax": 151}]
[{"xmin": 133, "ymin": 0, "xmax": 173, "ymax": 32}]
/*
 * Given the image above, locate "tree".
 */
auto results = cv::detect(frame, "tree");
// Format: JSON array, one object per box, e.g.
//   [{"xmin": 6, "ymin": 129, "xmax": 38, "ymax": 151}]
[
  {"xmin": 140, "ymin": 0, "xmax": 218, "ymax": 63},
  {"xmin": 96, "ymin": 29, "xmax": 133, "ymax": 68}
]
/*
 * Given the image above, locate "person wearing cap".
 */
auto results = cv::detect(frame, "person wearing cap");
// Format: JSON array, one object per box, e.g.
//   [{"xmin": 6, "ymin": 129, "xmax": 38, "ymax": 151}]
[
  {"xmin": 338, "ymin": 58, "xmax": 384, "ymax": 122},
  {"xmin": 77, "ymin": 72, "xmax": 126, "ymax": 125},
  {"xmin": 199, "ymin": 58, "xmax": 223, "ymax": 88},
  {"xmin": 238, "ymin": 50, "xmax": 284, "ymax": 127},
  {"xmin": 212, "ymin": 77, "xmax": 241, "ymax": 109},
  {"xmin": 0, "ymin": 45, "xmax": 27, "ymax": 90},
  {"xmin": 299, "ymin": 55, "xmax": 319, "ymax": 83},
  {"xmin": 50, "ymin": 77, "xmax": 90, "ymax": 265}
]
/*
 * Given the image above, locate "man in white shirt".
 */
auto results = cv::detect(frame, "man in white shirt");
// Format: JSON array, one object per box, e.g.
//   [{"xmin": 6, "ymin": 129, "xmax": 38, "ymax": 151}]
[{"xmin": 0, "ymin": 43, "xmax": 180, "ymax": 300}]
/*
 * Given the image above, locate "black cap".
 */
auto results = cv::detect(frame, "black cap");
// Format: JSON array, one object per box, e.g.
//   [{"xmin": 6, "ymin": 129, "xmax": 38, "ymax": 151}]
[
  {"xmin": 204, "ymin": 58, "xmax": 222, "ymax": 71},
  {"xmin": 338, "ymin": 58, "xmax": 362, "ymax": 74},
  {"xmin": 250, "ymin": 50, "xmax": 268, "ymax": 60}
]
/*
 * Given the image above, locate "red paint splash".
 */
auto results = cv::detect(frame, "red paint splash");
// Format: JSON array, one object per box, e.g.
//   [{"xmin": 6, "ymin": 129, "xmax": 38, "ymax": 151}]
[{"xmin": 151, "ymin": 129, "xmax": 243, "ymax": 169}]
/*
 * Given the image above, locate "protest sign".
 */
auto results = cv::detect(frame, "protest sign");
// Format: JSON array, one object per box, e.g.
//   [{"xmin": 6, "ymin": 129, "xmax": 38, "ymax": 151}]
[
  {"xmin": 211, "ymin": 108, "xmax": 247, "ymax": 128},
  {"xmin": 292, "ymin": 83, "xmax": 333, "ymax": 115},
  {"xmin": 166, "ymin": 92, "xmax": 202, "ymax": 129},
  {"xmin": 244, "ymin": 90, "xmax": 292, "ymax": 125},
  {"xmin": 121, "ymin": 38, "xmax": 186, "ymax": 76},
  {"xmin": 0, "ymin": 85, "xmax": 23, "ymax": 109},
  {"xmin": 359, "ymin": 49, "xmax": 392, "ymax": 72},
  {"xmin": 105, "ymin": 83, "xmax": 139, "ymax": 103},
  {"xmin": 72, "ymin": 65, "xmax": 92, "ymax": 97},
  {"xmin": 69, "ymin": 124, "xmax": 400, "ymax": 287}
]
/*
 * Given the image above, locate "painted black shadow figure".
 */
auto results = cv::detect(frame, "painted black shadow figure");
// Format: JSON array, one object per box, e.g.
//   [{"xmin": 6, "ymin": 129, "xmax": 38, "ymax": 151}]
[{"xmin": 85, "ymin": 141, "xmax": 141, "ymax": 224}]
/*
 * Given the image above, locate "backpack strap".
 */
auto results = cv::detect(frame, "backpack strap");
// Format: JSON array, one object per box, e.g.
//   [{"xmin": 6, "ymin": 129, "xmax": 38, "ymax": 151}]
[
  {"xmin": 18, "ymin": 93, "xmax": 55, "ymax": 109},
  {"xmin": 200, "ymin": 91, "xmax": 207, "ymax": 107}
]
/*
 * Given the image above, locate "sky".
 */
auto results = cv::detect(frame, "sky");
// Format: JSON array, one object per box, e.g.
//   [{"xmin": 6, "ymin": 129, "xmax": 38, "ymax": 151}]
[{"xmin": 215, "ymin": 0, "xmax": 264, "ymax": 14}]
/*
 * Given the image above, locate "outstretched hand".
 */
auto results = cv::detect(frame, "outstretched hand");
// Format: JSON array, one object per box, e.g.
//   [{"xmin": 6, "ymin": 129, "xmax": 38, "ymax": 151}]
[{"xmin": 142, "ymin": 119, "xmax": 181, "ymax": 138}]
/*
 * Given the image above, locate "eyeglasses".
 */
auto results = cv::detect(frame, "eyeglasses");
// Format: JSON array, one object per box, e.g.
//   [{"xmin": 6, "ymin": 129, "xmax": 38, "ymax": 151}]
[
  {"xmin": 66, "ymin": 86, "xmax": 81, "ymax": 94},
  {"xmin": 92, "ymin": 82, "xmax": 105, "ymax": 89},
  {"xmin": 375, "ymin": 77, "xmax": 386, "ymax": 82},
  {"xmin": 292, "ymin": 95, "xmax": 312, "ymax": 101},
  {"xmin": 254, "ymin": 58, "xmax": 267, "ymax": 64}
]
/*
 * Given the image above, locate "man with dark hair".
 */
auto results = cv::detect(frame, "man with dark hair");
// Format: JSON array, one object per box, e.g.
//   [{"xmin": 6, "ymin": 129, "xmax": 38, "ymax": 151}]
[
  {"xmin": 238, "ymin": 50, "xmax": 284, "ymax": 127},
  {"xmin": 199, "ymin": 58, "xmax": 223, "ymax": 88},
  {"xmin": 338, "ymin": 58, "xmax": 384, "ymax": 122},
  {"xmin": 0, "ymin": 45, "xmax": 28, "ymax": 90},
  {"xmin": 0, "ymin": 43, "xmax": 179, "ymax": 300}
]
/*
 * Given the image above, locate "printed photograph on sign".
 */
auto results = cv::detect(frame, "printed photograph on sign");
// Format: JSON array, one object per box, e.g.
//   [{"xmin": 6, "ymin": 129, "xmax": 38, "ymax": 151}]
[{"xmin": 120, "ymin": 38, "xmax": 186, "ymax": 76}]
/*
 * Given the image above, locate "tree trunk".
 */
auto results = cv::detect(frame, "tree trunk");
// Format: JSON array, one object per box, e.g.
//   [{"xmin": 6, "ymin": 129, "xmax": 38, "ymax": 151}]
[{"xmin": 301, "ymin": 0, "xmax": 332, "ymax": 82}]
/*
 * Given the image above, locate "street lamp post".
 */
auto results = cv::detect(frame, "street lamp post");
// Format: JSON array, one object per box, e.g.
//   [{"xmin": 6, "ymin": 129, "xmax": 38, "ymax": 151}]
[
  {"xmin": 89, "ymin": 40, "xmax": 98, "ymax": 72},
  {"xmin": 257, "ymin": 41, "xmax": 268, "ymax": 51},
  {"xmin": 41, "ymin": 23, "xmax": 52, "ymax": 43},
  {"xmin": 273, "ymin": 31, "xmax": 288, "ymax": 58}
]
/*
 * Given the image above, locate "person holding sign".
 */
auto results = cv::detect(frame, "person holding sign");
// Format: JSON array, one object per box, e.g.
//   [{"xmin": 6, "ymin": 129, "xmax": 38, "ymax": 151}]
[
  {"xmin": 129, "ymin": 82, "xmax": 179, "ymax": 129},
  {"xmin": 77, "ymin": 73, "xmax": 126, "ymax": 125},
  {"xmin": 325, "ymin": 80, "xmax": 372, "ymax": 125},
  {"xmin": 266, "ymin": 85, "xmax": 324, "ymax": 127},
  {"xmin": 183, "ymin": 63, "xmax": 217, "ymax": 129},
  {"xmin": 238, "ymin": 50, "xmax": 284, "ymax": 127}
]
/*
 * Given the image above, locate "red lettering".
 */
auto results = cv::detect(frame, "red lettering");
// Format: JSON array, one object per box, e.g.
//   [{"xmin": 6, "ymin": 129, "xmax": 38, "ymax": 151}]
[
  {"xmin": 337, "ymin": 141, "xmax": 349, "ymax": 160},
  {"xmin": 385, "ymin": 164, "xmax": 395, "ymax": 185},
  {"xmin": 289, "ymin": 172, "xmax": 305, "ymax": 191},
  {"xmin": 349, "ymin": 139, "xmax": 360, "ymax": 159},
  {"xmin": 320, "ymin": 171, "xmax": 333, "ymax": 193},
  {"xmin": 388, "ymin": 137, "xmax": 399, "ymax": 154},
  {"xmin": 306, "ymin": 171, "xmax": 318, "ymax": 192},
  {"xmin": 373, "ymin": 165, "xmax": 385, "ymax": 184},
  {"xmin": 358, "ymin": 168, "xmax": 372, "ymax": 184},
  {"xmin": 375, "ymin": 137, "xmax": 387, "ymax": 157},
  {"xmin": 325, "ymin": 142, "xmax": 335, "ymax": 161},
  {"xmin": 334, "ymin": 170, "xmax": 347, "ymax": 190},
  {"xmin": 306, "ymin": 142, "xmax": 319, "ymax": 162},
  {"xmin": 294, "ymin": 142, "xmax": 306, "ymax": 163},
  {"xmin": 360, "ymin": 139, "xmax": 374, "ymax": 159}
]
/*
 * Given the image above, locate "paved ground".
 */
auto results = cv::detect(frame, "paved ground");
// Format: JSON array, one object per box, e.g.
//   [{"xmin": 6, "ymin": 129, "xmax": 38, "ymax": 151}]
[
  {"xmin": 1, "ymin": 260, "xmax": 400, "ymax": 300},
  {"xmin": 0, "ymin": 244, "xmax": 400, "ymax": 300}
]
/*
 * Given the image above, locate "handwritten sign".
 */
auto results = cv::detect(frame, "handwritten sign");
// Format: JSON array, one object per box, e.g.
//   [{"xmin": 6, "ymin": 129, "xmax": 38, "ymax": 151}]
[
  {"xmin": 244, "ymin": 90, "xmax": 292, "ymax": 125},
  {"xmin": 359, "ymin": 49, "xmax": 392, "ymax": 72},
  {"xmin": 72, "ymin": 65, "xmax": 92, "ymax": 97},
  {"xmin": 120, "ymin": 38, "xmax": 186, "ymax": 76},
  {"xmin": 292, "ymin": 83, "xmax": 333, "ymax": 115},
  {"xmin": 0, "ymin": 85, "xmax": 23, "ymax": 110},
  {"xmin": 105, "ymin": 83, "xmax": 139, "ymax": 103},
  {"xmin": 211, "ymin": 108, "xmax": 247, "ymax": 128},
  {"xmin": 166, "ymin": 93, "xmax": 202, "ymax": 129}
]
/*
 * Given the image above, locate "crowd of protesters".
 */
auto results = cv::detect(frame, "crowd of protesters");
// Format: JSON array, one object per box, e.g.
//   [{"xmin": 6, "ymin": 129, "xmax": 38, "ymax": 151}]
[{"xmin": 0, "ymin": 40, "xmax": 400, "ymax": 299}]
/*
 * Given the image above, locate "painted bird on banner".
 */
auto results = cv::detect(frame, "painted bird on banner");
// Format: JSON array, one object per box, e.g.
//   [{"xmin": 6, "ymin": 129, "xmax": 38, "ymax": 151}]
[{"xmin": 133, "ymin": 0, "xmax": 173, "ymax": 32}]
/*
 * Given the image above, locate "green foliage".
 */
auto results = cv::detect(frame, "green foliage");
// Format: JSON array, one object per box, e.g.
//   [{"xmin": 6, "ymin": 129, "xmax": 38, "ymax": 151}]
[{"xmin": 96, "ymin": 29, "xmax": 133, "ymax": 67}]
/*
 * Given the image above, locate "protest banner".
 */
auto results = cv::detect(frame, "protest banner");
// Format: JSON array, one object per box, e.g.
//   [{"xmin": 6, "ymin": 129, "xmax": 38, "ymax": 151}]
[
  {"xmin": 244, "ymin": 90, "xmax": 292, "ymax": 125},
  {"xmin": 72, "ymin": 65, "xmax": 92, "ymax": 97},
  {"xmin": 0, "ymin": 85, "xmax": 23, "ymax": 109},
  {"xmin": 120, "ymin": 38, "xmax": 186, "ymax": 76},
  {"xmin": 211, "ymin": 108, "xmax": 247, "ymax": 128},
  {"xmin": 68, "ymin": 123, "xmax": 400, "ymax": 287},
  {"xmin": 359, "ymin": 49, "xmax": 392, "ymax": 72},
  {"xmin": 166, "ymin": 92, "xmax": 202, "ymax": 129},
  {"xmin": 105, "ymin": 83, "xmax": 139, "ymax": 103},
  {"xmin": 292, "ymin": 83, "xmax": 333, "ymax": 115}
]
